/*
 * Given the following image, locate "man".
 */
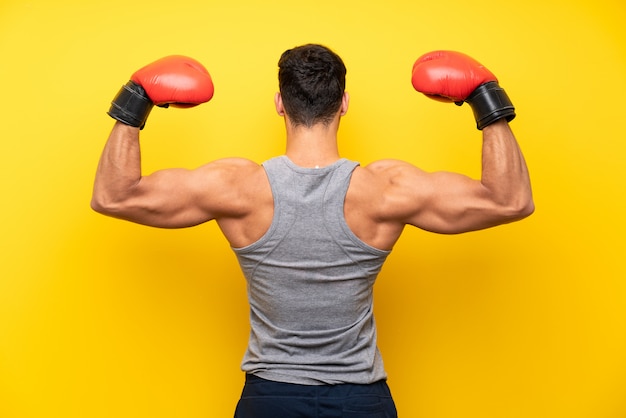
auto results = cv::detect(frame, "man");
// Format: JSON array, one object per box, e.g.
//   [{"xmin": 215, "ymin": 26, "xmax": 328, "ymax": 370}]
[{"xmin": 92, "ymin": 44, "xmax": 534, "ymax": 417}]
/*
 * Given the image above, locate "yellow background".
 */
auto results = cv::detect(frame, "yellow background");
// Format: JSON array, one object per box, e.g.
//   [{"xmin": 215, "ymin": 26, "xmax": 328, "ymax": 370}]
[{"xmin": 1, "ymin": 0, "xmax": 625, "ymax": 417}]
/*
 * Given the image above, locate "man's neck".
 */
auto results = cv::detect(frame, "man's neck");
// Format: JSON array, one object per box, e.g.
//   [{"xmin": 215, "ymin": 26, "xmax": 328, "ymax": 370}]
[{"xmin": 284, "ymin": 119, "xmax": 341, "ymax": 168}]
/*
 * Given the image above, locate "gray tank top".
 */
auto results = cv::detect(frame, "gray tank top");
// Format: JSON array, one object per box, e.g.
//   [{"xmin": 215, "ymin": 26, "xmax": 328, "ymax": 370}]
[{"xmin": 232, "ymin": 156, "xmax": 391, "ymax": 385}]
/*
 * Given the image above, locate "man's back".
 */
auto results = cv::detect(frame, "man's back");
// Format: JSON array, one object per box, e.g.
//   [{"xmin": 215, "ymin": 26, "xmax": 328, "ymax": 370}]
[{"xmin": 234, "ymin": 156, "xmax": 389, "ymax": 385}]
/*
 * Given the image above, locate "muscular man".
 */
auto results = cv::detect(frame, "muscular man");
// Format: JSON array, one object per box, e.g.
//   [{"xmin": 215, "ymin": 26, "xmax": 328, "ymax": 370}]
[{"xmin": 92, "ymin": 44, "xmax": 534, "ymax": 417}]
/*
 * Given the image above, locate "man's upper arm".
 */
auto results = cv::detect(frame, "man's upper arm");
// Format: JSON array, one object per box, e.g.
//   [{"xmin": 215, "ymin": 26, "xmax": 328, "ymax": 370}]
[
  {"xmin": 99, "ymin": 158, "xmax": 258, "ymax": 228},
  {"xmin": 376, "ymin": 161, "xmax": 513, "ymax": 234}
]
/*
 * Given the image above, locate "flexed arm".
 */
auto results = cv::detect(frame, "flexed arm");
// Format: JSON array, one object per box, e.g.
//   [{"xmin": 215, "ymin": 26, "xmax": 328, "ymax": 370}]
[
  {"xmin": 91, "ymin": 55, "xmax": 218, "ymax": 227},
  {"xmin": 389, "ymin": 51, "xmax": 534, "ymax": 234}
]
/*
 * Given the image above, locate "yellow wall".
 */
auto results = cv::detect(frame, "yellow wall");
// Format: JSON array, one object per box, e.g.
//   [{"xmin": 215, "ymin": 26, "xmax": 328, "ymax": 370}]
[{"xmin": 1, "ymin": 0, "xmax": 625, "ymax": 417}]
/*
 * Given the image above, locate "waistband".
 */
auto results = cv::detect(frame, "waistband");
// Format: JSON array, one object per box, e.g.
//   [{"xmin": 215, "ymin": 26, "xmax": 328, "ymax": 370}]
[{"xmin": 243, "ymin": 373, "xmax": 392, "ymax": 398}]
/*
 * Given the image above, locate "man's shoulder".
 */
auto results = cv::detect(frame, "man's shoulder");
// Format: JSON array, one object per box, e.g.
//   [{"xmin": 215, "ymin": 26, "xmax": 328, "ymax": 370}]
[
  {"xmin": 349, "ymin": 159, "xmax": 412, "ymax": 196},
  {"xmin": 209, "ymin": 157, "xmax": 260, "ymax": 169},
  {"xmin": 359, "ymin": 158, "xmax": 422, "ymax": 177},
  {"xmin": 197, "ymin": 157, "xmax": 262, "ymax": 179}
]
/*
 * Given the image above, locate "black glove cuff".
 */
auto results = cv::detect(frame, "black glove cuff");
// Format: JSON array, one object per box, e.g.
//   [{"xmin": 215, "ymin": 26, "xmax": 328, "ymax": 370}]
[
  {"xmin": 465, "ymin": 81, "xmax": 515, "ymax": 130},
  {"xmin": 107, "ymin": 81, "xmax": 154, "ymax": 129}
]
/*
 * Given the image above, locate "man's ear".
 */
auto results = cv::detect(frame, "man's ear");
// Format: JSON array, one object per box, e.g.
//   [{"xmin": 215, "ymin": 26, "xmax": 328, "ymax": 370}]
[
  {"xmin": 340, "ymin": 92, "xmax": 350, "ymax": 116},
  {"xmin": 275, "ymin": 92, "xmax": 285, "ymax": 116}
]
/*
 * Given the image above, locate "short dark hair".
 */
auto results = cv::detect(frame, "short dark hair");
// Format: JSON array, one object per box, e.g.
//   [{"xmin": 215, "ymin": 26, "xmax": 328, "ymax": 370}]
[{"xmin": 278, "ymin": 44, "xmax": 347, "ymax": 127}]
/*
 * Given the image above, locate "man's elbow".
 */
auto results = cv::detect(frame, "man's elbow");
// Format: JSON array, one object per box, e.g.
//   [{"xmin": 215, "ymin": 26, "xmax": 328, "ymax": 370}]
[
  {"xmin": 90, "ymin": 193, "xmax": 124, "ymax": 216},
  {"xmin": 506, "ymin": 195, "xmax": 535, "ymax": 222},
  {"xmin": 91, "ymin": 196, "xmax": 111, "ymax": 215},
  {"xmin": 522, "ymin": 198, "xmax": 535, "ymax": 218}
]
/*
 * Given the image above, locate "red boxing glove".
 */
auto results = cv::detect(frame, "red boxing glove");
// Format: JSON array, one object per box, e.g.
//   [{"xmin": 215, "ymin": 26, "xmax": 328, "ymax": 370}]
[
  {"xmin": 131, "ymin": 55, "xmax": 214, "ymax": 108},
  {"xmin": 411, "ymin": 50, "xmax": 496, "ymax": 102},
  {"xmin": 411, "ymin": 50, "xmax": 515, "ymax": 130},
  {"xmin": 108, "ymin": 55, "xmax": 214, "ymax": 129}
]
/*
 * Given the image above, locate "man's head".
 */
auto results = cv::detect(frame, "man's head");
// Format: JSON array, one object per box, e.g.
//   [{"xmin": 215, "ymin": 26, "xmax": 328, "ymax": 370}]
[{"xmin": 277, "ymin": 44, "xmax": 347, "ymax": 127}]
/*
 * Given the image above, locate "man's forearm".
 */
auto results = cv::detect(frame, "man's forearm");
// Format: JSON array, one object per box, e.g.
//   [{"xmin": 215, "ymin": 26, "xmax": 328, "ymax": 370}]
[
  {"xmin": 480, "ymin": 120, "xmax": 534, "ymax": 215},
  {"xmin": 91, "ymin": 122, "xmax": 142, "ymax": 213}
]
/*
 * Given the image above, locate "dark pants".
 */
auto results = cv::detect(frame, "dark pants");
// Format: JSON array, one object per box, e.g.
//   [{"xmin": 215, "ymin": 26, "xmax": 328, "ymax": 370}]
[{"xmin": 234, "ymin": 374, "xmax": 398, "ymax": 418}]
